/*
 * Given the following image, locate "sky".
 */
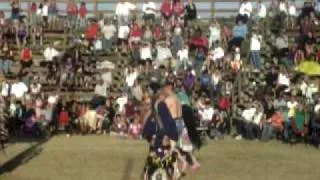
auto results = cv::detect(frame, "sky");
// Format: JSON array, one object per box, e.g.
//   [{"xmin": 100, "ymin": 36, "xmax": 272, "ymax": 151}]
[{"xmin": 0, "ymin": 0, "xmax": 306, "ymax": 19}]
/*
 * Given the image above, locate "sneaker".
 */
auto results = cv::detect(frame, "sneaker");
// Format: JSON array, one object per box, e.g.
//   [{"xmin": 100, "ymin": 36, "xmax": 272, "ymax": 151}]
[
  {"xmin": 191, "ymin": 163, "xmax": 200, "ymax": 172},
  {"xmin": 235, "ymin": 135, "xmax": 242, "ymax": 140}
]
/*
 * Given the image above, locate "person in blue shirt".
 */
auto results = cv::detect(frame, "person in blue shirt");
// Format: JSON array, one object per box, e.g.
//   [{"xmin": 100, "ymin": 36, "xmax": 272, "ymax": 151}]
[{"xmin": 228, "ymin": 20, "xmax": 248, "ymax": 50}]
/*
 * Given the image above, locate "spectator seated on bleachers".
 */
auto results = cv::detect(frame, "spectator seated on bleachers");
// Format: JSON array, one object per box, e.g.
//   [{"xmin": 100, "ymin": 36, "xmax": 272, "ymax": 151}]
[{"xmin": 43, "ymin": 44, "xmax": 60, "ymax": 62}]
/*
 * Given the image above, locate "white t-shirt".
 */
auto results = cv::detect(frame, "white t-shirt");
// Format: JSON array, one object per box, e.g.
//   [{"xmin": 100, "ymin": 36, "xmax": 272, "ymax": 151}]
[
  {"xmin": 156, "ymin": 45, "xmax": 172, "ymax": 62},
  {"xmin": 140, "ymin": 45, "xmax": 152, "ymax": 60},
  {"xmin": 279, "ymin": 2, "xmax": 287, "ymax": 13},
  {"xmin": 253, "ymin": 112, "xmax": 263, "ymax": 125},
  {"xmin": 177, "ymin": 48, "xmax": 189, "ymax": 62},
  {"xmin": 94, "ymin": 40, "xmax": 102, "ymax": 50},
  {"xmin": 209, "ymin": 46, "xmax": 224, "ymax": 61},
  {"xmin": 118, "ymin": 25, "xmax": 130, "ymax": 39},
  {"xmin": 258, "ymin": 3, "xmax": 267, "ymax": 18},
  {"xmin": 125, "ymin": 71, "xmax": 138, "ymax": 88},
  {"xmin": 289, "ymin": 5, "xmax": 297, "ymax": 16},
  {"xmin": 209, "ymin": 26, "xmax": 221, "ymax": 43},
  {"xmin": 142, "ymin": 2, "xmax": 156, "ymax": 15},
  {"xmin": 199, "ymin": 107, "xmax": 214, "ymax": 122},
  {"xmin": 239, "ymin": 2, "xmax": 253, "ymax": 17},
  {"xmin": 42, "ymin": 4, "xmax": 49, "ymax": 16},
  {"xmin": 101, "ymin": 24, "xmax": 116, "ymax": 40},
  {"xmin": 48, "ymin": 95, "xmax": 58, "ymax": 104},
  {"xmin": 94, "ymin": 83, "xmax": 107, "ymax": 97},
  {"xmin": 44, "ymin": 47, "xmax": 59, "ymax": 61},
  {"xmin": 278, "ymin": 73, "xmax": 290, "ymax": 87},
  {"xmin": 250, "ymin": 34, "xmax": 262, "ymax": 51},
  {"xmin": 115, "ymin": 2, "xmax": 136, "ymax": 16},
  {"xmin": 11, "ymin": 82, "xmax": 28, "ymax": 99},
  {"xmin": 241, "ymin": 108, "xmax": 256, "ymax": 123},
  {"xmin": 116, "ymin": 96, "xmax": 128, "ymax": 113},
  {"xmin": 30, "ymin": 83, "xmax": 41, "ymax": 94},
  {"xmin": 1, "ymin": 82, "xmax": 9, "ymax": 97}
]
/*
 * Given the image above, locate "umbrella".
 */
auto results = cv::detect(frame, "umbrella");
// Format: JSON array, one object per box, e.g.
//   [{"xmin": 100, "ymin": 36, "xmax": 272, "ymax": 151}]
[{"xmin": 295, "ymin": 61, "xmax": 320, "ymax": 76}]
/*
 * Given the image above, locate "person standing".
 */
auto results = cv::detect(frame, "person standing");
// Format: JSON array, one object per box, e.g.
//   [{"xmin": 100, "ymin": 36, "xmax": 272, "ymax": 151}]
[
  {"xmin": 250, "ymin": 30, "xmax": 262, "ymax": 69},
  {"xmin": 11, "ymin": 0, "xmax": 20, "ymax": 20},
  {"xmin": 237, "ymin": 0, "xmax": 253, "ymax": 24},
  {"xmin": 142, "ymin": 0, "xmax": 156, "ymax": 25},
  {"xmin": 67, "ymin": 0, "xmax": 78, "ymax": 27},
  {"xmin": 184, "ymin": 0, "xmax": 197, "ymax": 26},
  {"xmin": 79, "ymin": 2, "xmax": 87, "ymax": 28},
  {"xmin": 115, "ymin": 0, "xmax": 136, "ymax": 26},
  {"xmin": 42, "ymin": 0, "xmax": 49, "ymax": 28},
  {"xmin": 48, "ymin": 0, "xmax": 58, "ymax": 30}
]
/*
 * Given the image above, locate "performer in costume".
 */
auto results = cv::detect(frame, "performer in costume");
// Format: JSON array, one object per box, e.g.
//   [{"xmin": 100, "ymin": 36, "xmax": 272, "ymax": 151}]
[{"xmin": 163, "ymin": 81, "xmax": 201, "ymax": 170}]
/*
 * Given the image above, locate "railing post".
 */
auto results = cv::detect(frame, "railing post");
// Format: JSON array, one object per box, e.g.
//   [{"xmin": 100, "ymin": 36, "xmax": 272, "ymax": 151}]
[
  {"xmin": 94, "ymin": 0, "xmax": 98, "ymax": 17},
  {"xmin": 211, "ymin": 0, "xmax": 215, "ymax": 20}
]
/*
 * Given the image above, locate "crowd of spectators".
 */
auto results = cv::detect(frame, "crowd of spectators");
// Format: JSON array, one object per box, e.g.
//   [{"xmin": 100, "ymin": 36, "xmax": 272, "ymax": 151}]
[{"xmin": 0, "ymin": 0, "xmax": 320, "ymax": 149}]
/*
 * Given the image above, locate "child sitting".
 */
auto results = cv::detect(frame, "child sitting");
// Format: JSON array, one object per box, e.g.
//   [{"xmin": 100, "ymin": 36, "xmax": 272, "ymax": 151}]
[
  {"xmin": 111, "ymin": 114, "xmax": 128, "ymax": 137},
  {"xmin": 128, "ymin": 118, "xmax": 142, "ymax": 139}
]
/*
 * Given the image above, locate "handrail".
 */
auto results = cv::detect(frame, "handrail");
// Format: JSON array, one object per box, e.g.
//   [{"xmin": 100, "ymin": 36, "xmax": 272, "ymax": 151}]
[{"xmin": 0, "ymin": 0, "xmax": 305, "ymax": 19}]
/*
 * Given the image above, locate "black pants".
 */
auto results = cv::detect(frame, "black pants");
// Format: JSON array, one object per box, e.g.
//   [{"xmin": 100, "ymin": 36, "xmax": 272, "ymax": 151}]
[
  {"xmin": 228, "ymin": 37, "xmax": 244, "ymax": 50},
  {"xmin": 236, "ymin": 14, "xmax": 248, "ymax": 24},
  {"xmin": 20, "ymin": 60, "xmax": 33, "ymax": 69},
  {"xmin": 143, "ymin": 14, "xmax": 155, "ymax": 22}
]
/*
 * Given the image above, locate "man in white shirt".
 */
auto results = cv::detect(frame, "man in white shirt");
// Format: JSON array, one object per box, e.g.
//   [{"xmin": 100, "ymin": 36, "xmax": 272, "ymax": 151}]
[
  {"xmin": 142, "ymin": 0, "xmax": 156, "ymax": 22},
  {"xmin": 94, "ymin": 79, "xmax": 107, "ymax": 97},
  {"xmin": 155, "ymin": 42, "xmax": 172, "ymax": 67},
  {"xmin": 101, "ymin": 19, "xmax": 117, "ymax": 51},
  {"xmin": 279, "ymin": 0, "xmax": 288, "ymax": 14},
  {"xmin": 209, "ymin": 44, "xmax": 224, "ymax": 62},
  {"xmin": 256, "ymin": 0, "xmax": 267, "ymax": 21},
  {"xmin": 140, "ymin": 42, "xmax": 152, "ymax": 61},
  {"xmin": 237, "ymin": 0, "xmax": 253, "ymax": 24},
  {"xmin": 42, "ymin": 0, "xmax": 49, "ymax": 27},
  {"xmin": 199, "ymin": 100, "xmax": 215, "ymax": 122},
  {"xmin": 11, "ymin": 80, "xmax": 28, "ymax": 99},
  {"xmin": 43, "ymin": 44, "xmax": 59, "ymax": 62},
  {"xmin": 177, "ymin": 45, "xmax": 189, "ymax": 70},
  {"xmin": 125, "ymin": 68, "xmax": 138, "ymax": 89},
  {"xmin": 116, "ymin": 93, "xmax": 128, "ymax": 113},
  {"xmin": 250, "ymin": 32, "xmax": 262, "ymax": 69},
  {"xmin": 115, "ymin": 0, "xmax": 136, "ymax": 26}
]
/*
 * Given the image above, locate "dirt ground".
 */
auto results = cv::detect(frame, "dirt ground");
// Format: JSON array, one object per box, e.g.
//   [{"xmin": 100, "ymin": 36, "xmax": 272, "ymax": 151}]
[{"xmin": 0, "ymin": 136, "xmax": 320, "ymax": 180}]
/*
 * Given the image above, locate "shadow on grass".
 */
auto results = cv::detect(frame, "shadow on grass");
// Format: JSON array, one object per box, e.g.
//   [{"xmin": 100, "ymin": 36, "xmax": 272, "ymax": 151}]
[
  {"xmin": 121, "ymin": 158, "xmax": 133, "ymax": 180},
  {"xmin": 0, "ymin": 138, "xmax": 50, "ymax": 175}
]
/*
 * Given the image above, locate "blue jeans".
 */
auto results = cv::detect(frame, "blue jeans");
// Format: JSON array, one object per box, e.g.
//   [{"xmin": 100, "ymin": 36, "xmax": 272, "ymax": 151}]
[
  {"xmin": 251, "ymin": 50, "xmax": 261, "ymax": 69},
  {"xmin": 261, "ymin": 123, "xmax": 274, "ymax": 141},
  {"xmin": 0, "ymin": 59, "xmax": 12, "ymax": 73},
  {"xmin": 175, "ymin": 118, "xmax": 185, "ymax": 138}
]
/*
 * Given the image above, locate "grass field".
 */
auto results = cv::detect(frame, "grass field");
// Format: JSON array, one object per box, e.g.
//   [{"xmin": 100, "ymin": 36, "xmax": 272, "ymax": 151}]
[{"xmin": 0, "ymin": 136, "xmax": 320, "ymax": 180}]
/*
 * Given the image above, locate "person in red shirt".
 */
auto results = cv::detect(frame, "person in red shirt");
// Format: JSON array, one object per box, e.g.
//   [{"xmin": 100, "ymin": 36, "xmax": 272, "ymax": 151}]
[
  {"xmin": 128, "ymin": 23, "xmax": 142, "ymax": 49},
  {"xmin": 86, "ymin": 20, "xmax": 99, "ymax": 46},
  {"xmin": 160, "ymin": 0, "xmax": 172, "ymax": 26},
  {"xmin": 20, "ymin": 45, "xmax": 33, "ymax": 72},
  {"xmin": 153, "ymin": 24, "xmax": 162, "ymax": 42},
  {"xmin": 172, "ymin": 0, "xmax": 184, "ymax": 25},
  {"xmin": 67, "ymin": 0, "xmax": 78, "ymax": 27},
  {"xmin": 79, "ymin": 2, "xmax": 87, "ymax": 27}
]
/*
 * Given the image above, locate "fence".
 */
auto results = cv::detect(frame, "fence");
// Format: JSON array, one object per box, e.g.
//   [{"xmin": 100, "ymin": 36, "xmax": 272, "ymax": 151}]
[{"xmin": 0, "ymin": 0, "xmax": 307, "ymax": 20}]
